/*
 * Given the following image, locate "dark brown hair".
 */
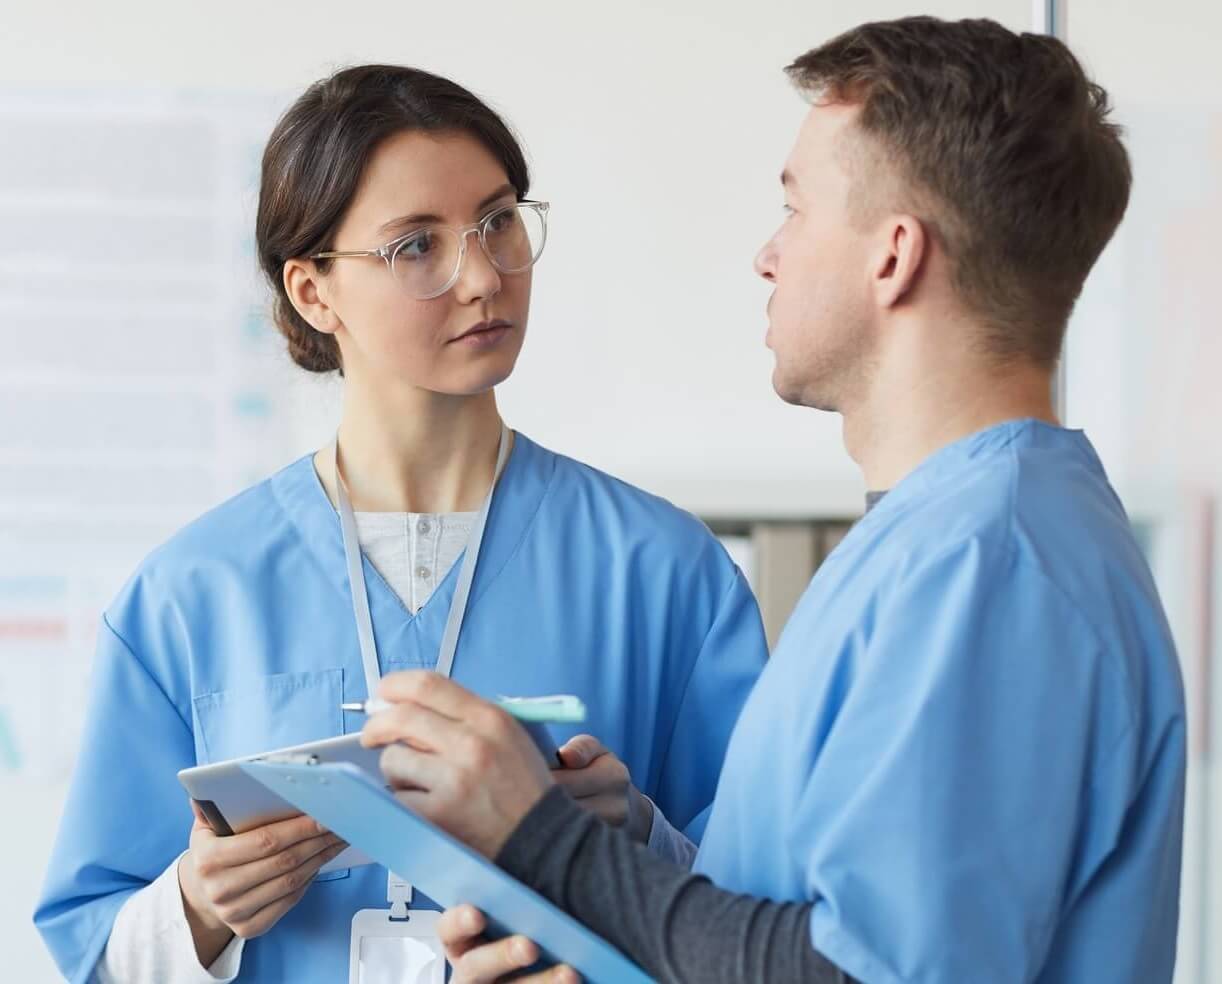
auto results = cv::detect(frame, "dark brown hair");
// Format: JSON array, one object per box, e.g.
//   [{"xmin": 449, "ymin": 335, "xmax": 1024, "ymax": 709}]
[
  {"xmin": 788, "ymin": 17, "xmax": 1131, "ymax": 367},
  {"xmin": 256, "ymin": 65, "xmax": 531, "ymax": 374}
]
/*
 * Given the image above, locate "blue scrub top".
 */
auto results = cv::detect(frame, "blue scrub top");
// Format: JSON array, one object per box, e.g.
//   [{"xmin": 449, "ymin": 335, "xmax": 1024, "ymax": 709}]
[
  {"xmin": 36, "ymin": 433, "xmax": 767, "ymax": 983},
  {"xmin": 695, "ymin": 421, "xmax": 1185, "ymax": 984}
]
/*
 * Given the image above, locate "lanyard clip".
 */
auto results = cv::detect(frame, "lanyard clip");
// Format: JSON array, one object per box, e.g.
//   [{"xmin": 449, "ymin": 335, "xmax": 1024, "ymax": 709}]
[{"xmin": 387, "ymin": 870, "xmax": 412, "ymax": 920}]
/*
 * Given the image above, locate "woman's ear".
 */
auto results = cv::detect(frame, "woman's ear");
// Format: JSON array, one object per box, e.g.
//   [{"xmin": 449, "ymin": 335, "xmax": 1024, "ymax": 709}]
[{"xmin": 283, "ymin": 258, "xmax": 341, "ymax": 335}]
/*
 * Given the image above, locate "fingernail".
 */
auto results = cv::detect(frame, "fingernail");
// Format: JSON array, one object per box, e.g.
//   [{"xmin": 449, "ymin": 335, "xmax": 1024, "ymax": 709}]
[
  {"xmin": 514, "ymin": 938, "xmax": 533, "ymax": 963},
  {"xmin": 463, "ymin": 909, "xmax": 479, "ymax": 932}
]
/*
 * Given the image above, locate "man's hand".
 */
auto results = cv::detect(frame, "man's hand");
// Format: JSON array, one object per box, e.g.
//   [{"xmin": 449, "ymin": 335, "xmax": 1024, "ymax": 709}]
[
  {"xmin": 438, "ymin": 904, "xmax": 580, "ymax": 984},
  {"xmin": 360, "ymin": 671, "xmax": 556, "ymax": 858}
]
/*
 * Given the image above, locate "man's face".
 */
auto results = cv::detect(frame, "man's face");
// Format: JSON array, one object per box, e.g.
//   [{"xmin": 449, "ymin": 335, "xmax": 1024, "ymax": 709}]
[{"xmin": 756, "ymin": 102, "xmax": 879, "ymax": 412}]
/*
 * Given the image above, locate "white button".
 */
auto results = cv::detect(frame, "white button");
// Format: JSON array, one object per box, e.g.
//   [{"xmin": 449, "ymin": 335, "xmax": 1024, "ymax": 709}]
[
  {"xmin": 416, "ymin": 566, "xmax": 431, "ymax": 580},
  {"xmin": 417, "ymin": 519, "xmax": 432, "ymax": 535}
]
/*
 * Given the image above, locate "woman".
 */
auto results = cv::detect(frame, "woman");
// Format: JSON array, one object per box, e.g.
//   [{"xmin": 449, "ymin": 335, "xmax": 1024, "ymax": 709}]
[{"xmin": 35, "ymin": 65, "xmax": 766, "ymax": 983}]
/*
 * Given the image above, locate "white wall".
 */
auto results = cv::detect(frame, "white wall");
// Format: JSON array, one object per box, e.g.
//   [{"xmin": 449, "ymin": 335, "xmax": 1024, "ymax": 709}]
[{"xmin": 1, "ymin": 0, "xmax": 1030, "ymax": 515}]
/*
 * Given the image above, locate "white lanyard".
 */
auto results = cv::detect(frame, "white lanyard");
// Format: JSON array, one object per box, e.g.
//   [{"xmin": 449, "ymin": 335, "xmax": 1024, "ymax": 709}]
[{"xmin": 334, "ymin": 423, "xmax": 511, "ymax": 915}]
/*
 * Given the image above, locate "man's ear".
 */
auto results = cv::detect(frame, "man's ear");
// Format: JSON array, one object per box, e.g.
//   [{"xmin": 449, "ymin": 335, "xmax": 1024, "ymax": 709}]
[{"xmin": 870, "ymin": 214, "xmax": 928, "ymax": 309}]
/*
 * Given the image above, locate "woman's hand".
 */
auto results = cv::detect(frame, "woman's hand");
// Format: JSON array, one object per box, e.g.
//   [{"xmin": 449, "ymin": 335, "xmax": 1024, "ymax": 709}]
[
  {"xmin": 361, "ymin": 671, "xmax": 556, "ymax": 859},
  {"xmin": 178, "ymin": 803, "xmax": 346, "ymax": 965},
  {"xmin": 439, "ymin": 904, "xmax": 580, "ymax": 984},
  {"xmin": 553, "ymin": 736, "xmax": 654, "ymax": 843}
]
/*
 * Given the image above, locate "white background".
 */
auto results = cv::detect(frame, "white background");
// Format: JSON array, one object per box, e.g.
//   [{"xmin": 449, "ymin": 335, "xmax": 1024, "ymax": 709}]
[{"xmin": 1, "ymin": 1, "xmax": 1218, "ymax": 981}]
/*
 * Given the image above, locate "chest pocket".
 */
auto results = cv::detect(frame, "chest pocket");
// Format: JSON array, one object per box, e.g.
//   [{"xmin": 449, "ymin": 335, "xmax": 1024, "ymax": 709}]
[
  {"xmin": 193, "ymin": 668, "xmax": 347, "ymax": 762},
  {"xmin": 192, "ymin": 668, "xmax": 351, "ymax": 882}
]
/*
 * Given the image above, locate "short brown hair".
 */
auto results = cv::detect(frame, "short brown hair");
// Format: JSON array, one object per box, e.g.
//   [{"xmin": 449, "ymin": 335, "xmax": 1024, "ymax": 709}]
[
  {"xmin": 256, "ymin": 65, "xmax": 530, "ymax": 374},
  {"xmin": 788, "ymin": 17, "xmax": 1131, "ymax": 367}
]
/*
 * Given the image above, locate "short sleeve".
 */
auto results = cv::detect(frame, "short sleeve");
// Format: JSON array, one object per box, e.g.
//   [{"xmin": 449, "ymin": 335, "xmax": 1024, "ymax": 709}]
[{"xmin": 654, "ymin": 569, "xmax": 768, "ymax": 843}]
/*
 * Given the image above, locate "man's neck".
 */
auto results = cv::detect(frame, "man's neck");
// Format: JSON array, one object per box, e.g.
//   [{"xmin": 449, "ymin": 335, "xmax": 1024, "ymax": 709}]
[
  {"xmin": 317, "ymin": 382, "xmax": 507, "ymax": 514},
  {"xmin": 845, "ymin": 360, "xmax": 1058, "ymax": 493}
]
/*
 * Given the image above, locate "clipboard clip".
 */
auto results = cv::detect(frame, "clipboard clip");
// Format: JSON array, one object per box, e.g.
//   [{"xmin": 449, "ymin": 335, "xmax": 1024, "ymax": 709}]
[{"xmin": 257, "ymin": 752, "xmax": 322, "ymax": 766}]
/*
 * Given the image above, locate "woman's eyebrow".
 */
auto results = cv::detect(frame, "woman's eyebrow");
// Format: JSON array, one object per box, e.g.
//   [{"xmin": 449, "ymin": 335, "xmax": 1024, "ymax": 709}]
[{"xmin": 376, "ymin": 183, "xmax": 518, "ymax": 237}]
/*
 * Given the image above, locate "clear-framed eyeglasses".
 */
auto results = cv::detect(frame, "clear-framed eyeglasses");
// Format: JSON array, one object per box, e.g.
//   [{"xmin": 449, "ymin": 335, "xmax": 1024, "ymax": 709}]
[{"xmin": 311, "ymin": 200, "xmax": 550, "ymax": 300}]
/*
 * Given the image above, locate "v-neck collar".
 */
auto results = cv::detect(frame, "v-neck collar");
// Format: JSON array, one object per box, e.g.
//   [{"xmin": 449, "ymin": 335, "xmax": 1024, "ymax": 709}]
[{"xmin": 270, "ymin": 431, "xmax": 556, "ymax": 672}]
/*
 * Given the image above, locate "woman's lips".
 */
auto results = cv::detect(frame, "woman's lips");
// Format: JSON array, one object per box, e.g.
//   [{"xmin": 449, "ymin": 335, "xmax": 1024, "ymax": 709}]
[{"xmin": 451, "ymin": 320, "xmax": 513, "ymax": 347}]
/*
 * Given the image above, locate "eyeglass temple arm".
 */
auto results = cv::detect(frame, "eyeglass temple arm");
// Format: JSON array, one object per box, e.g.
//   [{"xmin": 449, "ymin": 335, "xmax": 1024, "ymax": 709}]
[{"xmin": 310, "ymin": 249, "xmax": 382, "ymax": 259}]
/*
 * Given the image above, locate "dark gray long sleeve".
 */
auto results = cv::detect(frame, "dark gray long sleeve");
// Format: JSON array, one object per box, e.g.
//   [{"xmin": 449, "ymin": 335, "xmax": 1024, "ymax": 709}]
[{"xmin": 496, "ymin": 786, "xmax": 855, "ymax": 984}]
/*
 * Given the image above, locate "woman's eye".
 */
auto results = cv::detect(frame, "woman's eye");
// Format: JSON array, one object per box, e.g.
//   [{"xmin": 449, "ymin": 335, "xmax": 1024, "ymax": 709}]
[
  {"xmin": 398, "ymin": 230, "xmax": 435, "ymax": 259},
  {"xmin": 487, "ymin": 209, "xmax": 515, "ymax": 232}
]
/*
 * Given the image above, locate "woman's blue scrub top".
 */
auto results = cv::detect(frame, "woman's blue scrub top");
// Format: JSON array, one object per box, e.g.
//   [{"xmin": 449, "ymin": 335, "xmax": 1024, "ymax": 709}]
[{"xmin": 36, "ymin": 433, "xmax": 767, "ymax": 983}]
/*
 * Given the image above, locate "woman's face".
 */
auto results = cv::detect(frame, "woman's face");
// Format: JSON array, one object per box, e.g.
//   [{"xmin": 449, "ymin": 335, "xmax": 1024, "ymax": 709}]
[{"xmin": 316, "ymin": 130, "xmax": 532, "ymax": 396}]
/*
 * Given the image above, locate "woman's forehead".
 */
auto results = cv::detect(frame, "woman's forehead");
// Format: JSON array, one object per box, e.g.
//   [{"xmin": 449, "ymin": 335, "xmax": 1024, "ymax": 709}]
[{"xmin": 350, "ymin": 130, "xmax": 513, "ymax": 229}]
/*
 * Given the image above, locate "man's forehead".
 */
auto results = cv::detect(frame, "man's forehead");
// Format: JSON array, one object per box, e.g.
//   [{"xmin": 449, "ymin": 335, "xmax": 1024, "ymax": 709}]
[{"xmin": 785, "ymin": 101, "xmax": 862, "ymax": 187}]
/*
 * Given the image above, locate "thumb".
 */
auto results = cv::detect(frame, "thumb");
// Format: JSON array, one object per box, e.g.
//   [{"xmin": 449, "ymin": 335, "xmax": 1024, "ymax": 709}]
[{"xmin": 557, "ymin": 734, "xmax": 606, "ymax": 770}]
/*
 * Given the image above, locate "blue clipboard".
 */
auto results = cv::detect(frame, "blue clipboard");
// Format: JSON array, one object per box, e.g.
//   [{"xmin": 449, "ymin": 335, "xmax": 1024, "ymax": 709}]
[{"xmin": 241, "ymin": 760, "xmax": 654, "ymax": 984}]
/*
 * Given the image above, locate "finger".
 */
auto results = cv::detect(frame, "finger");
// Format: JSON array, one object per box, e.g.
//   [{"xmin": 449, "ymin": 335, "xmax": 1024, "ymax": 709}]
[
  {"xmin": 556, "ymin": 735, "xmax": 606, "ymax": 770},
  {"xmin": 550, "ymin": 760, "xmax": 623, "ymax": 799},
  {"xmin": 379, "ymin": 741, "xmax": 451, "ymax": 793},
  {"xmin": 228, "ymin": 873, "xmax": 313, "ymax": 939},
  {"xmin": 453, "ymin": 935, "xmax": 538, "ymax": 983},
  {"xmin": 216, "ymin": 840, "xmax": 346, "ymax": 926},
  {"xmin": 361, "ymin": 699, "xmax": 470, "ymax": 751},
  {"xmin": 206, "ymin": 832, "xmax": 343, "ymax": 905},
  {"xmin": 375, "ymin": 671, "xmax": 486, "ymax": 721},
  {"xmin": 469, "ymin": 961, "xmax": 579, "ymax": 984},
  {"xmin": 204, "ymin": 813, "xmax": 331, "ymax": 869},
  {"xmin": 438, "ymin": 904, "xmax": 487, "ymax": 956},
  {"xmin": 391, "ymin": 788, "xmax": 452, "ymax": 834}
]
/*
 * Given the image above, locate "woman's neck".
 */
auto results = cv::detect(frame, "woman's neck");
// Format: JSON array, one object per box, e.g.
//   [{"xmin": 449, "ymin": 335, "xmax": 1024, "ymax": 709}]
[{"xmin": 316, "ymin": 386, "xmax": 508, "ymax": 514}]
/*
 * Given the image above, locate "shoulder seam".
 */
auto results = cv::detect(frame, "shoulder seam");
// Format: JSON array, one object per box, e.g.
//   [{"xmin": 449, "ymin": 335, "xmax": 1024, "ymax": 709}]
[{"xmin": 100, "ymin": 612, "xmax": 194, "ymax": 737}]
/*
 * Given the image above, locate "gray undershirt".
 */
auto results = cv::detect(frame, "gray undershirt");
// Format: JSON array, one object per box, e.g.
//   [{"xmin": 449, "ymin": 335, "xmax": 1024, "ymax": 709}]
[
  {"xmin": 865, "ymin": 490, "xmax": 888, "ymax": 512},
  {"xmin": 497, "ymin": 787, "xmax": 855, "ymax": 984}
]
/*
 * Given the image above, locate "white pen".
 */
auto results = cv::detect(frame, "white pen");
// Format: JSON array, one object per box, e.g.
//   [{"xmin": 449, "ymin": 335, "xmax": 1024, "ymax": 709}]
[{"xmin": 340, "ymin": 698, "xmax": 395, "ymax": 716}]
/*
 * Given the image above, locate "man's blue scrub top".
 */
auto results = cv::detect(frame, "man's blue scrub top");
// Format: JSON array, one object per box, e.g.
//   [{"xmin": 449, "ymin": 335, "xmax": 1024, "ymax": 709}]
[{"xmin": 696, "ymin": 421, "xmax": 1185, "ymax": 984}]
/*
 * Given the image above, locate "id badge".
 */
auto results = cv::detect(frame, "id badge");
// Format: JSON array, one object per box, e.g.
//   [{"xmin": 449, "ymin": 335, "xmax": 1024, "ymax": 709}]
[{"xmin": 348, "ymin": 908, "xmax": 446, "ymax": 984}]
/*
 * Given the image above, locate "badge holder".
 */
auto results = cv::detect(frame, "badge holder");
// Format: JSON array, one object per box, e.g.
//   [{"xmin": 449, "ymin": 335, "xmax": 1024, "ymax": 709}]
[{"xmin": 349, "ymin": 872, "xmax": 445, "ymax": 984}]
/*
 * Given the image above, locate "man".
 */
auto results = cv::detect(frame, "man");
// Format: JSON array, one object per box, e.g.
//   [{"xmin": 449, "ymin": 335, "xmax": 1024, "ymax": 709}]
[{"xmin": 362, "ymin": 17, "xmax": 1186, "ymax": 983}]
